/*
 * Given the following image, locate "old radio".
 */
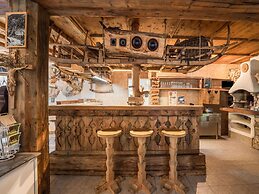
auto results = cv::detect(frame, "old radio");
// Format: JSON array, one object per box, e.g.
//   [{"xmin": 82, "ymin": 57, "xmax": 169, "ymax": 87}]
[{"xmin": 104, "ymin": 28, "xmax": 166, "ymax": 59}]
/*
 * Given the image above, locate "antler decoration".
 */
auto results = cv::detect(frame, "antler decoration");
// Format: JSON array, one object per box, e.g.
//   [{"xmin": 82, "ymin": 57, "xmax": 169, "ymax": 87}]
[{"xmin": 51, "ymin": 65, "xmax": 86, "ymax": 97}]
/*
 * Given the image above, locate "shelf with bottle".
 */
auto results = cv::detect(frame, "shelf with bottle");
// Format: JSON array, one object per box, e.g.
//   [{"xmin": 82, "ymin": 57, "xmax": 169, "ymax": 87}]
[
  {"xmin": 150, "ymin": 74, "xmax": 160, "ymax": 105},
  {"xmin": 159, "ymin": 88, "xmax": 201, "ymax": 90}
]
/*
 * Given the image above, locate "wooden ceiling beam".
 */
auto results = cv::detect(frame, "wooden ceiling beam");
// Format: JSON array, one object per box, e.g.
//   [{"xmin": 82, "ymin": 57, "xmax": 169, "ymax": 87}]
[
  {"xmin": 0, "ymin": 21, "xmax": 5, "ymax": 30},
  {"xmin": 0, "ymin": 33, "xmax": 5, "ymax": 40},
  {"xmin": 209, "ymin": 21, "xmax": 231, "ymax": 39},
  {"xmin": 226, "ymin": 35, "xmax": 259, "ymax": 54},
  {"xmin": 230, "ymin": 49, "xmax": 259, "ymax": 64},
  {"xmin": 171, "ymin": 19, "xmax": 182, "ymax": 37},
  {"xmin": 50, "ymin": 21, "xmax": 84, "ymax": 56},
  {"xmin": 230, "ymin": 56, "xmax": 249, "ymax": 64},
  {"xmin": 46, "ymin": 8, "xmax": 259, "ymax": 22},
  {"xmin": 216, "ymin": 53, "xmax": 252, "ymax": 56},
  {"xmin": 226, "ymin": 40, "xmax": 247, "ymax": 52},
  {"xmin": 68, "ymin": 16, "xmax": 95, "ymax": 45},
  {"xmin": 50, "ymin": 22, "xmax": 77, "ymax": 44}
]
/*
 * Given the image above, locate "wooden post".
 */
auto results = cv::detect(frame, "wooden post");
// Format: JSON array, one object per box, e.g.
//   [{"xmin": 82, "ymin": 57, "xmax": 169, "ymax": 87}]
[
  {"xmin": 132, "ymin": 64, "xmax": 142, "ymax": 97},
  {"xmin": 8, "ymin": 0, "xmax": 50, "ymax": 194},
  {"xmin": 131, "ymin": 18, "xmax": 142, "ymax": 98}
]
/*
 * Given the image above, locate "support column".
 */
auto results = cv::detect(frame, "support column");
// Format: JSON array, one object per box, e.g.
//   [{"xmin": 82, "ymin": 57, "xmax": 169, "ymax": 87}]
[
  {"xmin": 132, "ymin": 64, "xmax": 142, "ymax": 98},
  {"xmin": 8, "ymin": 0, "xmax": 50, "ymax": 194}
]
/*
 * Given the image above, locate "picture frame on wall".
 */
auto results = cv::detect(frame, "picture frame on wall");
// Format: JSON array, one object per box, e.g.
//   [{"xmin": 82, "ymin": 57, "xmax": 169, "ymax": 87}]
[{"xmin": 5, "ymin": 12, "xmax": 27, "ymax": 48}]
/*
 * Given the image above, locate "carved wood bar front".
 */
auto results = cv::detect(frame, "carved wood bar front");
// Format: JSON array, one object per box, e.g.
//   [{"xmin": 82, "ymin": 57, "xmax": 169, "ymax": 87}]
[{"xmin": 49, "ymin": 105, "xmax": 206, "ymax": 176}]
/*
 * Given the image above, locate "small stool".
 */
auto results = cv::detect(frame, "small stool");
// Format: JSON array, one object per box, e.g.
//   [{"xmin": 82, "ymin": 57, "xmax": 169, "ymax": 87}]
[
  {"xmin": 96, "ymin": 129, "xmax": 122, "ymax": 194},
  {"xmin": 130, "ymin": 129, "xmax": 154, "ymax": 194},
  {"xmin": 161, "ymin": 130, "xmax": 186, "ymax": 194}
]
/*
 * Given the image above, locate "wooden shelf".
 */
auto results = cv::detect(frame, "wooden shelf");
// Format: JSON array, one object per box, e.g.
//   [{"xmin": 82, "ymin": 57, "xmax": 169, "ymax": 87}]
[
  {"xmin": 158, "ymin": 76, "xmax": 202, "ymax": 80},
  {"xmin": 227, "ymin": 111, "xmax": 255, "ymax": 139},
  {"xmin": 230, "ymin": 119, "xmax": 251, "ymax": 128},
  {"xmin": 233, "ymin": 101, "xmax": 248, "ymax": 104},
  {"xmin": 229, "ymin": 123, "xmax": 252, "ymax": 138},
  {"xmin": 159, "ymin": 88, "xmax": 201, "ymax": 90}
]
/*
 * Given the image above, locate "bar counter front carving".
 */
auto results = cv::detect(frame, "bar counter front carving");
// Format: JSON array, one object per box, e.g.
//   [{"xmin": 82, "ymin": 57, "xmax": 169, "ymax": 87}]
[{"xmin": 49, "ymin": 105, "xmax": 205, "ymax": 176}]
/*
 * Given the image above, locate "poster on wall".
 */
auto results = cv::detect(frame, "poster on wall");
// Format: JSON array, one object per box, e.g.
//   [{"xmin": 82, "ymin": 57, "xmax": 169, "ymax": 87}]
[
  {"xmin": 168, "ymin": 91, "xmax": 177, "ymax": 105},
  {"xmin": 5, "ymin": 12, "xmax": 27, "ymax": 48}
]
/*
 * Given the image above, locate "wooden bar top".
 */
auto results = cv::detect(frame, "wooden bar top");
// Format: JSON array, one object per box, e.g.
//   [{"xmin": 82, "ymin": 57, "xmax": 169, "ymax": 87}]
[
  {"xmin": 49, "ymin": 105, "xmax": 203, "ymax": 116},
  {"xmin": 220, "ymin": 107, "xmax": 259, "ymax": 115},
  {"xmin": 49, "ymin": 105, "xmax": 203, "ymax": 111}
]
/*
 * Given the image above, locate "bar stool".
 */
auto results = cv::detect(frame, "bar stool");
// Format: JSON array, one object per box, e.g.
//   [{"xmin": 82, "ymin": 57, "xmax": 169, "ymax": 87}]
[
  {"xmin": 96, "ymin": 128, "xmax": 122, "ymax": 194},
  {"xmin": 161, "ymin": 129, "xmax": 186, "ymax": 194},
  {"xmin": 129, "ymin": 129, "xmax": 154, "ymax": 194}
]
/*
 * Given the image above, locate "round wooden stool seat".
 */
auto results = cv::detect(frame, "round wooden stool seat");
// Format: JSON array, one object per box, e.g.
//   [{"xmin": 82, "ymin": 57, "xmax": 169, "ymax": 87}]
[
  {"xmin": 161, "ymin": 130, "xmax": 186, "ymax": 138},
  {"xmin": 97, "ymin": 129, "xmax": 122, "ymax": 138},
  {"xmin": 130, "ymin": 129, "xmax": 153, "ymax": 138}
]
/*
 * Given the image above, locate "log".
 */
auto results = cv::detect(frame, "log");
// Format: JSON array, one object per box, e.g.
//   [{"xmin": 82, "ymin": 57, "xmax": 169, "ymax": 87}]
[{"xmin": 9, "ymin": 0, "xmax": 50, "ymax": 194}]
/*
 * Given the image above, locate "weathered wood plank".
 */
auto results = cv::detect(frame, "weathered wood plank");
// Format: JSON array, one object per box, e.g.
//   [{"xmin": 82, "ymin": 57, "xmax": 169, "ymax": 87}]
[
  {"xmin": 46, "ymin": 8, "xmax": 259, "ymax": 22},
  {"xmin": 50, "ymin": 151, "xmax": 206, "ymax": 176},
  {"xmin": 9, "ymin": 0, "xmax": 50, "ymax": 194},
  {"xmin": 50, "ymin": 106, "xmax": 204, "ymax": 175}
]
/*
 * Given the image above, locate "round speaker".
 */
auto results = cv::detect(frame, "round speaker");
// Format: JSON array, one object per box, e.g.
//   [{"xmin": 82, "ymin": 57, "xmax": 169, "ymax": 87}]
[
  {"xmin": 132, "ymin": 36, "xmax": 142, "ymax": 49},
  {"xmin": 148, "ymin": 38, "xmax": 159, "ymax": 51},
  {"xmin": 119, "ymin": 38, "xmax": 127, "ymax": 47}
]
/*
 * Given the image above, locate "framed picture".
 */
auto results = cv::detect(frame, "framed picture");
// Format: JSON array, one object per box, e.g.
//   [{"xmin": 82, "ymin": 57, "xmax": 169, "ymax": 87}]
[{"xmin": 5, "ymin": 12, "xmax": 27, "ymax": 48}]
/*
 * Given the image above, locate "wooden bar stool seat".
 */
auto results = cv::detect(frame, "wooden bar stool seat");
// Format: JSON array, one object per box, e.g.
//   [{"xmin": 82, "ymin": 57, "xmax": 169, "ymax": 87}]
[
  {"xmin": 130, "ymin": 130, "xmax": 153, "ymax": 138},
  {"xmin": 161, "ymin": 129, "xmax": 186, "ymax": 194},
  {"xmin": 97, "ymin": 129, "xmax": 122, "ymax": 138},
  {"xmin": 129, "ymin": 129, "xmax": 154, "ymax": 194},
  {"xmin": 96, "ymin": 128, "xmax": 122, "ymax": 194}
]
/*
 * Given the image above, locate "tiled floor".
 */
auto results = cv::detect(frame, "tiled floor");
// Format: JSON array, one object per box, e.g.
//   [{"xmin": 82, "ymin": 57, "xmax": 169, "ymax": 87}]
[{"xmin": 50, "ymin": 137, "xmax": 259, "ymax": 194}]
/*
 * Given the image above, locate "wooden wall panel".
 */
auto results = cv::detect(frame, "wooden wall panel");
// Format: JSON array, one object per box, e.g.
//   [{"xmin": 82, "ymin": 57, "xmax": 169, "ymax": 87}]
[{"xmin": 50, "ymin": 107, "xmax": 205, "ymax": 175}]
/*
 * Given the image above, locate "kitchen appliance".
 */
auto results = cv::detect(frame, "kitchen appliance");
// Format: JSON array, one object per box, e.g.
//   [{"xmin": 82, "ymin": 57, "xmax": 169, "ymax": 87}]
[{"xmin": 200, "ymin": 113, "xmax": 221, "ymax": 139}]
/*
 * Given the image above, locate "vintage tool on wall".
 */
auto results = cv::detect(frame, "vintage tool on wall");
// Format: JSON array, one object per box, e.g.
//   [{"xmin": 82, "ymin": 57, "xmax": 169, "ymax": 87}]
[
  {"xmin": 51, "ymin": 64, "xmax": 112, "ymax": 97},
  {"xmin": 51, "ymin": 64, "xmax": 86, "ymax": 97}
]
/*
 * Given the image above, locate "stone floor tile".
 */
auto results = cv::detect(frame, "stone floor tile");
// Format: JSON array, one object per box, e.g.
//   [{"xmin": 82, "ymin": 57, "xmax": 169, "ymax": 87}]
[
  {"xmin": 228, "ymin": 185, "xmax": 251, "ymax": 194},
  {"xmin": 50, "ymin": 138, "xmax": 259, "ymax": 194}
]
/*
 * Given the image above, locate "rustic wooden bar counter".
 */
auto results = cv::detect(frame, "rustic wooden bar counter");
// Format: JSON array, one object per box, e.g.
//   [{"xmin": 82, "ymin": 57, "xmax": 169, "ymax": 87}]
[{"xmin": 49, "ymin": 105, "xmax": 205, "ymax": 176}]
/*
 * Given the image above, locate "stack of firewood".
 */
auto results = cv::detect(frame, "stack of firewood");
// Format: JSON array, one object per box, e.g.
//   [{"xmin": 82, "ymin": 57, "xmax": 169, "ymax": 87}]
[{"xmin": 150, "ymin": 76, "xmax": 160, "ymax": 105}]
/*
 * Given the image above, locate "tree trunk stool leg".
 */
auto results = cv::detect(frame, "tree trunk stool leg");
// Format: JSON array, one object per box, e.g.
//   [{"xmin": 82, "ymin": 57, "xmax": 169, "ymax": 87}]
[
  {"xmin": 96, "ymin": 130, "xmax": 122, "ymax": 194},
  {"xmin": 129, "ymin": 130, "xmax": 154, "ymax": 194},
  {"xmin": 161, "ymin": 130, "xmax": 187, "ymax": 194}
]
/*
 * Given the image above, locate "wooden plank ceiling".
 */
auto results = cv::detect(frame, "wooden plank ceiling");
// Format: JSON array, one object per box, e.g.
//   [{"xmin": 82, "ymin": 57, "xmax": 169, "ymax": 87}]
[
  {"xmin": 40, "ymin": 0, "xmax": 259, "ymax": 65},
  {"xmin": 1, "ymin": 0, "xmax": 259, "ymax": 65},
  {"xmin": 49, "ymin": 16, "xmax": 259, "ymax": 64},
  {"xmin": 33, "ymin": 0, "xmax": 259, "ymax": 21}
]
